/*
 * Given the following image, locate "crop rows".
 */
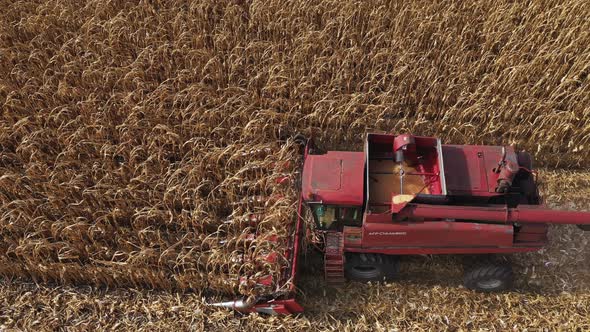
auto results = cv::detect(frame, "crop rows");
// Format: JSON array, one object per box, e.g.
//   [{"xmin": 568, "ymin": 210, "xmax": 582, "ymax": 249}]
[{"xmin": 1, "ymin": 0, "xmax": 589, "ymax": 305}]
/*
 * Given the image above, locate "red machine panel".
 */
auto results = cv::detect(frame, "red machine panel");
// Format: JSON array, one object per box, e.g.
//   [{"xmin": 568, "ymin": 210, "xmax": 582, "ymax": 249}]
[
  {"xmin": 302, "ymin": 151, "xmax": 365, "ymax": 205},
  {"xmin": 362, "ymin": 221, "xmax": 514, "ymax": 248},
  {"xmin": 442, "ymin": 144, "xmax": 517, "ymax": 196}
]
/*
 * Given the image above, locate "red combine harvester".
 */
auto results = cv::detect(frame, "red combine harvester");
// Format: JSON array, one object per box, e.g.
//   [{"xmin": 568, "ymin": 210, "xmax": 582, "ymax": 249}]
[{"xmin": 212, "ymin": 133, "xmax": 590, "ymax": 315}]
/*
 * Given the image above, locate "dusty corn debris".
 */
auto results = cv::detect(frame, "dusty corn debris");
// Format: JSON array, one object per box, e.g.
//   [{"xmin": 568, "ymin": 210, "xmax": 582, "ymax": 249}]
[{"xmin": 1, "ymin": 0, "xmax": 590, "ymax": 329}]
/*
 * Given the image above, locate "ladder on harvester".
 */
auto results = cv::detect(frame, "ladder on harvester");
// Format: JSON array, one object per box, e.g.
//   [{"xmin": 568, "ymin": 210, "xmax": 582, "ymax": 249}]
[{"xmin": 324, "ymin": 231, "xmax": 345, "ymax": 284}]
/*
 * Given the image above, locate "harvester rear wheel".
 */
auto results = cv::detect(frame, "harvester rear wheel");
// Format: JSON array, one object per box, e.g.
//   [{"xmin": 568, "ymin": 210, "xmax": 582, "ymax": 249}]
[
  {"xmin": 344, "ymin": 253, "xmax": 399, "ymax": 282},
  {"xmin": 578, "ymin": 225, "xmax": 590, "ymax": 231},
  {"xmin": 463, "ymin": 262, "xmax": 513, "ymax": 292}
]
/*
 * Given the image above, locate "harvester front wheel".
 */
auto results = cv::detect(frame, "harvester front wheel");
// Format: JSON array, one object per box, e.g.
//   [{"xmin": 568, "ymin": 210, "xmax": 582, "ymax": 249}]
[
  {"xmin": 463, "ymin": 262, "xmax": 513, "ymax": 292},
  {"xmin": 344, "ymin": 253, "xmax": 399, "ymax": 282}
]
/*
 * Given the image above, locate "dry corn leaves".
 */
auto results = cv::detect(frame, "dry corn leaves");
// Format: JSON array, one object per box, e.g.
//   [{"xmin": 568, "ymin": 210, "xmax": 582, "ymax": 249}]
[
  {"xmin": 1, "ymin": 0, "xmax": 590, "ymax": 330},
  {"xmin": 0, "ymin": 137, "xmax": 301, "ymax": 297},
  {"xmin": 1, "ymin": 211, "xmax": 589, "ymax": 332}
]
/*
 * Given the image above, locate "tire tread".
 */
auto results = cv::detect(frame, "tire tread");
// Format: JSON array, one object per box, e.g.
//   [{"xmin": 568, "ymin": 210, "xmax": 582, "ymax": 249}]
[
  {"xmin": 464, "ymin": 262, "xmax": 513, "ymax": 292},
  {"xmin": 345, "ymin": 253, "xmax": 399, "ymax": 282}
]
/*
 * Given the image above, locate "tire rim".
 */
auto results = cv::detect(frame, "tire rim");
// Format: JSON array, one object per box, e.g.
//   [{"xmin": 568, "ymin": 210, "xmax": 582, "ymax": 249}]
[
  {"xmin": 352, "ymin": 265, "xmax": 381, "ymax": 279},
  {"xmin": 477, "ymin": 279, "xmax": 502, "ymax": 290}
]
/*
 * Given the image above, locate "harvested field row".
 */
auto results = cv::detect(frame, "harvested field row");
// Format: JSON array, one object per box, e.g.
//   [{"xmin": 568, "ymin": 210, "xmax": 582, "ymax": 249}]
[{"xmin": 1, "ymin": 277, "xmax": 589, "ymax": 331}]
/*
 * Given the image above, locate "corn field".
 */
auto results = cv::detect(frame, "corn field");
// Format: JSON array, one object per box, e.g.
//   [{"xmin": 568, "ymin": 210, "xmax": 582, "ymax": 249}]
[{"xmin": 1, "ymin": 0, "xmax": 589, "ymax": 330}]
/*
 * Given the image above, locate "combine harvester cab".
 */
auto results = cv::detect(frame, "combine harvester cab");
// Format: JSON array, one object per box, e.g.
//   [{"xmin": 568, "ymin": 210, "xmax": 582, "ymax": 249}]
[{"xmin": 215, "ymin": 133, "xmax": 590, "ymax": 314}]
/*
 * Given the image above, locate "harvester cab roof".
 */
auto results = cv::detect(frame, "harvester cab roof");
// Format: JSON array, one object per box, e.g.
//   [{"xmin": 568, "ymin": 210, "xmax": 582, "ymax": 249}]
[{"xmin": 301, "ymin": 150, "xmax": 365, "ymax": 206}]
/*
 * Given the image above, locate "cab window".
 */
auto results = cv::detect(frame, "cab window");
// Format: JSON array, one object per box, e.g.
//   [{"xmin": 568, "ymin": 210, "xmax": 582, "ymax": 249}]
[
  {"xmin": 311, "ymin": 205, "xmax": 362, "ymax": 229},
  {"xmin": 339, "ymin": 207, "xmax": 361, "ymax": 223}
]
